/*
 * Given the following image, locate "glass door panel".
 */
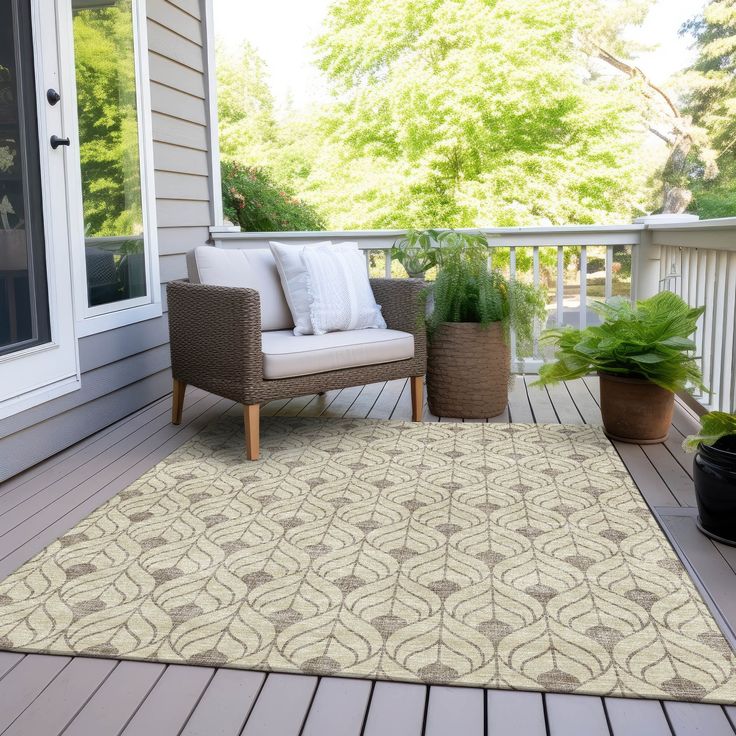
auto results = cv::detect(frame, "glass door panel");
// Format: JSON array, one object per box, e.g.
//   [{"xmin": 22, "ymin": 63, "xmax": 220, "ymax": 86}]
[
  {"xmin": 71, "ymin": 0, "xmax": 147, "ymax": 309},
  {"xmin": 0, "ymin": 0, "xmax": 51, "ymax": 356}
]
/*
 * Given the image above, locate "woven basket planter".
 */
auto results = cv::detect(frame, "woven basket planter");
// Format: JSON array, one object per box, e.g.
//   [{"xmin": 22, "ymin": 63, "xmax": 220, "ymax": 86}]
[{"xmin": 427, "ymin": 322, "xmax": 510, "ymax": 418}]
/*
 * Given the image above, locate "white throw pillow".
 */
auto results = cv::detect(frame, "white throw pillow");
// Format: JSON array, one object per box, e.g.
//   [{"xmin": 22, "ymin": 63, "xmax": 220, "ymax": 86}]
[
  {"xmin": 269, "ymin": 240, "xmax": 331, "ymax": 335},
  {"xmin": 302, "ymin": 242, "xmax": 387, "ymax": 335}
]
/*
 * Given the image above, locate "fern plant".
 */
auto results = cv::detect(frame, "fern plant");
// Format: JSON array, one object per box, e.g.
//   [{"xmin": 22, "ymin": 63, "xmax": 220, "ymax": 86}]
[
  {"xmin": 426, "ymin": 232, "xmax": 547, "ymax": 358},
  {"xmin": 533, "ymin": 291, "xmax": 706, "ymax": 393}
]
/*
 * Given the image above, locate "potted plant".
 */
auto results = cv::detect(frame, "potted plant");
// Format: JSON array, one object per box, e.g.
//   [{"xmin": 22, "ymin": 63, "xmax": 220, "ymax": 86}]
[
  {"xmin": 392, "ymin": 228, "xmax": 485, "ymax": 279},
  {"xmin": 425, "ymin": 232, "xmax": 546, "ymax": 418},
  {"xmin": 533, "ymin": 291, "xmax": 705, "ymax": 443},
  {"xmin": 684, "ymin": 412, "xmax": 736, "ymax": 546}
]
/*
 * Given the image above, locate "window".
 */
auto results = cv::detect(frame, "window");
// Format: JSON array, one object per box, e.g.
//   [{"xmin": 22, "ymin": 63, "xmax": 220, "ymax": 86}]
[{"xmin": 69, "ymin": 0, "xmax": 159, "ymax": 332}]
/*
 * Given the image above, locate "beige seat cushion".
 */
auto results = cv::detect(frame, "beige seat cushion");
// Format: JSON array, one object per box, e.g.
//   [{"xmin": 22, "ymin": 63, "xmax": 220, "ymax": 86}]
[
  {"xmin": 186, "ymin": 246, "xmax": 293, "ymax": 331},
  {"xmin": 261, "ymin": 329, "xmax": 414, "ymax": 380}
]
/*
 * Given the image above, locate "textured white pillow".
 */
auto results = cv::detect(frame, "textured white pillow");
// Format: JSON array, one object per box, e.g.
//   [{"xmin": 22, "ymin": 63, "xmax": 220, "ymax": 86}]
[
  {"xmin": 302, "ymin": 242, "xmax": 387, "ymax": 335},
  {"xmin": 269, "ymin": 240, "xmax": 331, "ymax": 335}
]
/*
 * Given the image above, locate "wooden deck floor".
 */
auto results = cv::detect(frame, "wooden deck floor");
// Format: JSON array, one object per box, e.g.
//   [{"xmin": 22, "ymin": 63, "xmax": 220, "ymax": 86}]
[{"xmin": 0, "ymin": 377, "xmax": 734, "ymax": 736}]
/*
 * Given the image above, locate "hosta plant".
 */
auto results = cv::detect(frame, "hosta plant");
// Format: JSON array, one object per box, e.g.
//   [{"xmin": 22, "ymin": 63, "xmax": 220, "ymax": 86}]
[
  {"xmin": 534, "ymin": 291, "xmax": 706, "ymax": 393},
  {"xmin": 684, "ymin": 412, "xmax": 736, "ymax": 451}
]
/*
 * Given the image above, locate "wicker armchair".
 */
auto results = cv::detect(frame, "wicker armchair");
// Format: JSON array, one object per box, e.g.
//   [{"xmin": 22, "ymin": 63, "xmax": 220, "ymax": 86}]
[{"xmin": 167, "ymin": 275, "xmax": 427, "ymax": 460}]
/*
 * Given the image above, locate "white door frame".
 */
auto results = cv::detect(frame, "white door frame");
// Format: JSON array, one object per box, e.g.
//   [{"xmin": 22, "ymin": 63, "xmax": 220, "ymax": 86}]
[{"xmin": 0, "ymin": 0, "xmax": 81, "ymax": 419}]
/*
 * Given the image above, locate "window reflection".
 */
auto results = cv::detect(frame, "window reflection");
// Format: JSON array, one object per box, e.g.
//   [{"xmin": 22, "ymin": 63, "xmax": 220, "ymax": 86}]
[{"xmin": 72, "ymin": 0, "xmax": 147, "ymax": 308}]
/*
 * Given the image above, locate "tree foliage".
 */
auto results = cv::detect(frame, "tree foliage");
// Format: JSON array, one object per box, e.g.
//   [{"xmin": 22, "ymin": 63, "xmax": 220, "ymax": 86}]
[
  {"xmin": 308, "ymin": 0, "xmax": 651, "ymax": 228},
  {"xmin": 681, "ymin": 0, "xmax": 736, "ymax": 219},
  {"xmin": 222, "ymin": 161, "xmax": 325, "ymax": 231}
]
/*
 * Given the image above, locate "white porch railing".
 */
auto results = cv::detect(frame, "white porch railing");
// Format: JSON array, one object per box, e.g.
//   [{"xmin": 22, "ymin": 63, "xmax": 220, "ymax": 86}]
[
  {"xmin": 210, "ymin": 218, "xmax": 736, "ymax": 413},
  {"xmin": 649, "ymin": 217, "xmax": 736, "ymax": 414},
  {"xmin": 212, "ymin": 225, "xmax": 642, "ymax": 371}
]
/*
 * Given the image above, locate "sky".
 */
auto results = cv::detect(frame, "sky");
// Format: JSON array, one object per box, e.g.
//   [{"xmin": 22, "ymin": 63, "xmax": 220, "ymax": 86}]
[{"xmin": 212, "ymin": 0, "xmax": 706, "ymax": 112}]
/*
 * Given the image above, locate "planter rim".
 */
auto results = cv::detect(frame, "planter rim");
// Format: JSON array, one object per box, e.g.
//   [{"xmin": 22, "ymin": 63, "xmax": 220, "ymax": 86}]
[
  {"xmin": 698, "ymin": 439, "xmax": 736, "ymax": 470},
  {"xmin": 598, "ymin": 372, "xmax": 674, "ymax": 391}
]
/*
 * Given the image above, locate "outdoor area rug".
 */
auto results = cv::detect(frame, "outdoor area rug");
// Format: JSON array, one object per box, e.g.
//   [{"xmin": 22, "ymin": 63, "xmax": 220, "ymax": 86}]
[{"xmin": 0, "ymin": 416, "xmax": 734, "ymax": 703}]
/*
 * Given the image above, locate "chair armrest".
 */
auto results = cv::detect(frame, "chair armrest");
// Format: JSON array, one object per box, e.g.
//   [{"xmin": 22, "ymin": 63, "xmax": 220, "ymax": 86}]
[
  {"xmin": 167, "ymin": 280, "xmax": 263, "ymax": 401},
  {"xmin": 370, "ymin": 278, "xmax": 427, "ymax": 366}
]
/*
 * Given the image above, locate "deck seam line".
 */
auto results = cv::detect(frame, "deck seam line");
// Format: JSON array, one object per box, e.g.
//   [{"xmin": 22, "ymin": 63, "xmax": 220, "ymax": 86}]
[
  {"xmin": 296, "ymin": 675, "xmax": 321, "ymax": 736},
  {"xmin": 112, "ymin": 663, "xmax": 169, "ymax": 736},
  {"xmin": 235, "ymin": 671, "xmax": 268, "ymax": 736},
  {"xmin": 175, "ymin": 666, "xmax": 217, "ymax": 736},
  {"xmin": 55, "ymin": 659, "xmax": 120, "ymax": 736}
]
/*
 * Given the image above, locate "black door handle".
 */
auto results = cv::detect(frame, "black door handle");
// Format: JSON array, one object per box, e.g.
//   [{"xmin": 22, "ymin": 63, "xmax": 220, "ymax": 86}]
[
  {"xmin": 47, "ymin": 88, "xmax": 61, "ymax": 105},
  {"xmin": 50, "ymin": 135, "xmax": 70, "ymax": 149}
]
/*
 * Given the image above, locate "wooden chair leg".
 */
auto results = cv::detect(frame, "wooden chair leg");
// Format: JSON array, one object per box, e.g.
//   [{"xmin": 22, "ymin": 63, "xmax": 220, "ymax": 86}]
[
  {"xmin": 244, "ymin": 403, "xmax": 260, "ymax": 460},
  {"xmin": 172, "ymin": 378, "xmax": 186, "ymax": 425},
  {"xmin": 410, "ymin": 375, "xmax": 424, "ymax": 422}
]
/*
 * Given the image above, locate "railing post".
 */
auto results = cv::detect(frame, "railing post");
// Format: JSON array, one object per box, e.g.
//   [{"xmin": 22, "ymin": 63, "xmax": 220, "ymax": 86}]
[{"xmin": 632, "ymin": 215, "xmax": 699, "ymax": 300}]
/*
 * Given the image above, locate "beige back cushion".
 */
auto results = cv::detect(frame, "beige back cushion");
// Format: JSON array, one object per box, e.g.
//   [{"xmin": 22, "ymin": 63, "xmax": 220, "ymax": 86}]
[{"xmin": 186, "ymin": 246, "xmax": 293, "ymax": 331}]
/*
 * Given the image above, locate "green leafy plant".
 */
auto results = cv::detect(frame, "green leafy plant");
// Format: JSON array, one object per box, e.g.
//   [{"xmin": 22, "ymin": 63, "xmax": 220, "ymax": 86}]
[
  {"xmin": 426, "ymin": 232, "xmax": 547, "ymax": 357},
  {"xmin": 684, "ymin": 412, "xmax": 736, "ymax": 451},
  {"xmin": 391, "ymin": 229, "xmax": 440, "ymax": 277},
  {"xmin": 221, "ymin": 160, "xmax": 325, "ymax": 232},
  {"xmin": 533, "ymin": 291, "xmax": 706, "ymax": 393}
]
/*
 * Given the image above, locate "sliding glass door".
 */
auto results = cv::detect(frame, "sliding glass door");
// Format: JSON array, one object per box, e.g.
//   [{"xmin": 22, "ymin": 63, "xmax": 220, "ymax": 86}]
[{"xmin": 0, "ymin": 0, "xmax": 50, "ymax": 357}]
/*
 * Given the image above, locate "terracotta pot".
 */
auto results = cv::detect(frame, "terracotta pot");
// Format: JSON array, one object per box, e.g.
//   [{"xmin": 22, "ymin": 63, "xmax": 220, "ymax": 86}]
[
  {"xmin": 598, "ymin": 373, "xmax": 674, "ymax": 443},
  {"xmin": 427, "ymin": 322, "xmax": 509, "ymax": 418}
]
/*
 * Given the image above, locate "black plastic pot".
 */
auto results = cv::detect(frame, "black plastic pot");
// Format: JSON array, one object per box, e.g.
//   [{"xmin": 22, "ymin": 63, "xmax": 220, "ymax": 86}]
[{"xmin": 694, "ymin": 436, "xmax": 736, "ymax": 546}]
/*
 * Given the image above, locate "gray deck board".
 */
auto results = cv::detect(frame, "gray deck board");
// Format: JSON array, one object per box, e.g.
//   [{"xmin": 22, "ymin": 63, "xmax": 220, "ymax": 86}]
[
  {"xmin": 2, "ymin": 657, "xmax": 115, "ymax": 736},
  {"xmin": 486, "ymin": 690, "xmax": 546, "ymax": 736},
  {"xmin": 425, "ymin": 685, "xmax": 484, "ymax": 736},
  {"xmin": 362, "ymin": 682, "xmax": 426, "ymax": 736},
  {"xmin": 301, "ymin": 677, "xmax": 372, "ymax": 736},
  {"xmin": 0, "ymin": 379, "xmax": 732, "ymax": 735},
  {"xmin": 120, "ymin": 664, "xmax": 214, "ymax": 736},
  {"xmin": 0, "ymin": 654, "xmax": 70, "ymax": 733},
  {"xmin": 545, "ymin": 694, "xmax": 610, "ymax": 736},
  {"xmin": 240, "ymin": 673, "xmax": 317, "ymax": 736},
  {"xmin": 507, "ymin": 378, "xmax": 534, "ymax": 423},
  {"xmin": 181, "ymin": 669, "xmax": 265, "ymax": 736},
  {"xmin": 605, "ymin": 697, "xmax": 672, "ymax": 735},
  {"xmin": 63, "ymin": 660, "xmax": 165, "ymax": 736},
  {"xmin": 663, "ymin": 701, "xmax": 736, "ymax": 735}
]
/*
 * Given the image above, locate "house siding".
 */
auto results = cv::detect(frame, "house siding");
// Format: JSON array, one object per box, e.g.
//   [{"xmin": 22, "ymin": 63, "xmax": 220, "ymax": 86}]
[{"xmin": 0, "ymin": 0, "xmax": 216, "ymax": 481}]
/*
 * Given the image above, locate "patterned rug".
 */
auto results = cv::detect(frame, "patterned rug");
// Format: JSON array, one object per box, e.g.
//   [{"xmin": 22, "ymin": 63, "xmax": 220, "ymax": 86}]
[{"xmin": 0, "ymin": 416, "xmax": 734, "ymax": 703}]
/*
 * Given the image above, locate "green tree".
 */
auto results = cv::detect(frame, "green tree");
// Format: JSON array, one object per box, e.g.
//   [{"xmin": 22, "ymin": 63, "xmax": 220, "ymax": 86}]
[
  {"xmin": 217, "ymin": 41, "xmax": 278, "ymax": 163},
  {"xmin": 681, "ymin": 0, "xmax": 736, "ymax": 218},
  {"xmin": 309, "ymin": 0, "xmax": 654, "ymax": 229}
]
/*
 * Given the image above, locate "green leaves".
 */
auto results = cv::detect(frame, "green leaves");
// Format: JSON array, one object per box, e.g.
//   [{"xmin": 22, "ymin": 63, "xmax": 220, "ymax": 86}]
[
  {"xmin": 684, "ymin": 411, "xmax": 736, "ymax": 451},
  {"xmin": 534, "ymin": 291, "xmax": 706, "ymax": 394},
  {"xmin": 426, "ymin": 231, "xmax": 547, "ymax": 358}
]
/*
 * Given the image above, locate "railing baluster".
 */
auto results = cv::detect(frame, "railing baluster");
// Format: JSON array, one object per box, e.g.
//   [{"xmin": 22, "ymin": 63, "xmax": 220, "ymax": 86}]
[
  {"xmin": 605, "ymin": 245, "xmax": 613, "ymax": 301},
  {"xmin": 509, "ymin": 247, "xmax": 518, "ymax": 368},
  {"xmin": 556, "ymin": 247, "xmax": 564, "ymax": 328},
  {"xmin": 579, "ymin": 245, "xmax": 587, "ymax": 329},
  {"xmin": 532, "ymin": 246, "xmax": 540, "ymax": 357},
  {"xmin": 384, "ymin": 250, "xmax": 392, "ymax": 278}
]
